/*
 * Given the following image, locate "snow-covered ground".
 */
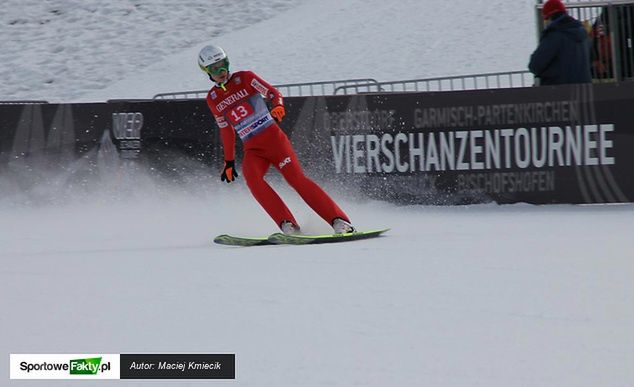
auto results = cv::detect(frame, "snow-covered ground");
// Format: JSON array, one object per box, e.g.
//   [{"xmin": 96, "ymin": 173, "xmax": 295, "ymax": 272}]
[
  {"xmin": 3, "ymin": 190, "xmax": 634, "ymax": 386},
  {"xmin": 2, "ymin": 1, "xmax": 634, "ymax": 386},
  {"xmin": 2, "ymin": 0, "xmax": 537, "ymax": 102},
  {"xmin": 1, "ymin": 0, "xmax": 305, "ymax": 102}
]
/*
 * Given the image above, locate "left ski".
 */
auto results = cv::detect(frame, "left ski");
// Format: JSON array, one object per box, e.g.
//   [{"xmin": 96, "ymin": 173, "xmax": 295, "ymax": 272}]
[{"xmin": 213, "ymin": 234, "xmax": 274, "ymax": 246}]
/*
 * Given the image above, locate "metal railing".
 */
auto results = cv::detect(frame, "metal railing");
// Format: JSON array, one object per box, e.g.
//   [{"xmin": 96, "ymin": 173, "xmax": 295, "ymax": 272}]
[
  {"xmin": 152, "ymin": 90, "xmax": 206, "ymax": 100},
  {"xmin": 153, "ymin": 71, "xmax": 535, "ymax": 100},
  {"xmin": 271, "ymin": 78, "xmax": 380, "ymax": 97},
  {"xmin": 0, "ymin": 100, "xmax": 49, "ymax": 104},
  {"xmin": 333, "ymin": 70, "xmax": 534, "ymax": 95},
  {"xmin": 153, "ymin": 78, "xmax": 380, "ymax": 100}
]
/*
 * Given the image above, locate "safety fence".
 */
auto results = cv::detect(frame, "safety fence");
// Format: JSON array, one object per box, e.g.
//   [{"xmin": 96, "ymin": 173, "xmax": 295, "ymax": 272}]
[
  {"xmin": 153, "ymin": 79, "xmax": 381, "ymax": 100},
  {"xmin": 153, "ymin": 71, "xmax": 535, "ymax": 100},
  {"xmin": 333, "ymin": 71, "xmax": 534, "ymax": 94},
  {"xmin": 0, "ymin": 100, "xmax": 49, "ymax": 105}
]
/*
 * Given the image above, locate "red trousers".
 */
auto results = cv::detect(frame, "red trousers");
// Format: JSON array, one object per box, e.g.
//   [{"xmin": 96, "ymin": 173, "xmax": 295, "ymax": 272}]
[{"xmin": 242, "ymin": 125, "xmax": 349, "ymax": 229}]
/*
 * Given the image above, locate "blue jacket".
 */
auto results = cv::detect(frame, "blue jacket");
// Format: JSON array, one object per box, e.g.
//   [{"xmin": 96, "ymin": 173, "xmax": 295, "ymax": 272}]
[{"xmin": 529, "ymin": 14, "xmax": 592, "ymax": 85}]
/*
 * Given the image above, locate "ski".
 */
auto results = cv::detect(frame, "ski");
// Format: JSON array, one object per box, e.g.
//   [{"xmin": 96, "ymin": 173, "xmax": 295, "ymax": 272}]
[
  {"xmin": 213, "ymin": 234, "xmax": 274, "ymax": 247},
  {"xmin": 267, "ymin": 228, "xmax": 390, "ymax": 245},
  {"xmin": 214, "ymin": 228, "xmax": 390, "ymax": 246}
]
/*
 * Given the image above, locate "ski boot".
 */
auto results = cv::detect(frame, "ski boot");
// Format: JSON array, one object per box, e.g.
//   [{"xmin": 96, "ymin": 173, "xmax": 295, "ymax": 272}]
[{"xmin": 332, "ymin": 218, "xmax": 356, "ymax": 234}]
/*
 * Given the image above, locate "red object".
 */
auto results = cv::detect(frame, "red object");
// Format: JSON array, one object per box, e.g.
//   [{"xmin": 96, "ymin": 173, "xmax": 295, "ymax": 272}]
[
  {"xmin": 241, "ymin": 125, "xmax": 349, "ymax": 228},
  {"xmin": 205, "ymin": 70, "xmax": 350, "ymax": 229},
  {"xmin": 206, "ymin": 70, "xmax": 284, "ymax": 160},
  {"xmin": 542, "ymin": 0, "xmax": 566, "ymax": 19},
  {"xmin": 270, "ymin": 105, "xmax": 286, "ymax": 122}
]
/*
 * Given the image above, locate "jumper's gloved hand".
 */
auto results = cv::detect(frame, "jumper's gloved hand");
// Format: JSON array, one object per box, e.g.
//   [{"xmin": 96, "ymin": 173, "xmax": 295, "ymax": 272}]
[
  {"xmin": 271, "ymin": 105, "xmax": 285, "ymax": 123},
  {"xmin": 221, "ymin": 160, "xmax": 238, "ymax": 183}
]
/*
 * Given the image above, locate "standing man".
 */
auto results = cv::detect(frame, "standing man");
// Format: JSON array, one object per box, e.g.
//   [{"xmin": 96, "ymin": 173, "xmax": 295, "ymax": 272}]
[
  {"xmin": 199, "ymin": 44, "xmax": 355, "ymax": 235},
  {"xmin": 529, "ymin": 0, "xmax": 592, "ymax": 85}
]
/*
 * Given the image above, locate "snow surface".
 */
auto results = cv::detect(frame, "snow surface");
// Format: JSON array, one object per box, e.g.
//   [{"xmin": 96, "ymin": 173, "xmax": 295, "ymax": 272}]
[
  {"xmin": 2, "ymin": 0, "xmax": 538, "ymax": 102},
  {"xmin": 2, "ymin": 1, "xmax": 634, "ymax": 386}
]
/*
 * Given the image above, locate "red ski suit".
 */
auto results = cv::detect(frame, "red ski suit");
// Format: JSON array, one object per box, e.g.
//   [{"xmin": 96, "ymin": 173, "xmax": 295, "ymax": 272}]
[{"xmin": 206, "ymin": 70, "xmax": 349, "ymax": 229}]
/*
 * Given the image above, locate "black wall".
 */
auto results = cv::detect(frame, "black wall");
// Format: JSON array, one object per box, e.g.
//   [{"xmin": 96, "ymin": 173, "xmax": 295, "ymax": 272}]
[{"xmin": 1, "ymin": 82, "xmax": 632, "ymax": 204}]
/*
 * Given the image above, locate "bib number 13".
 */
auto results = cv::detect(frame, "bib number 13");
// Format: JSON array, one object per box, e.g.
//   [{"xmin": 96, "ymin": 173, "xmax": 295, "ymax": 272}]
[{"xmin": 228, "ymin": 102, "xmax": 254, "ymax": 125}]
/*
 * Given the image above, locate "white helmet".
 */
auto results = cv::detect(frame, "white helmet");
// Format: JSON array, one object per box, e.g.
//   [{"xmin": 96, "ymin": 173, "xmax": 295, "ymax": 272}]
[{"xmin": 198, "ymin": 44, "xmax": 229, "ymax": 75}]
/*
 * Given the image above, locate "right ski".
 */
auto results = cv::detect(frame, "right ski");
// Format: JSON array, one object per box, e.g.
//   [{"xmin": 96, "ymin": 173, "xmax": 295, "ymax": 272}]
[{"xmin": 267, "ymin": 228, "xmax": 390, "ymax": 245}]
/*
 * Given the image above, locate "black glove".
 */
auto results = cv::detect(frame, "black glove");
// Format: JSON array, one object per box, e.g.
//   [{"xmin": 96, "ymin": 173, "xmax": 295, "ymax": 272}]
[{"xmin": 221, "ymin": 160, "xmax": 238, "ymax": 183}]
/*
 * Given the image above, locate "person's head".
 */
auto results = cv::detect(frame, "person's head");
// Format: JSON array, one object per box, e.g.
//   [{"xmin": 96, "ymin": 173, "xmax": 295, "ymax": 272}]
[
  {"xmin": 198, "ymin": 44, "xmax": 230, "ymax": 84},
  {"xmin": 542, "ymin": 0, "xmax": 566, "ymax": 25}
]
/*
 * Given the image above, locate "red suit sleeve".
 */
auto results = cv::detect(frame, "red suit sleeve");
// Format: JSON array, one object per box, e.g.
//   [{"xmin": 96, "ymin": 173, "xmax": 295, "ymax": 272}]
[
  {"xmin": 219, "ymin": 125, "xmax": 235, "ymax": 161},
  {"xmin": 206, "ymin": 94, "xmax": 235, "ymax": 161},
  {"xmin": 245, "ymin": 71, "xmax": 284, "ymax": 107}
]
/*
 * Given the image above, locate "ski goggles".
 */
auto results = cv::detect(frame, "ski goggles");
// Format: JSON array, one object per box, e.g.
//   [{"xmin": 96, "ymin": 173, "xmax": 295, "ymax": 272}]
[{"xmin": 205, "ymin": 59, "xmax": 229, "ymax": 76}]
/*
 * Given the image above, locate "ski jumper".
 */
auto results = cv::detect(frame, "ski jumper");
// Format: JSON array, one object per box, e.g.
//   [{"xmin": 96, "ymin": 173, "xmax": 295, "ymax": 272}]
[{"xmin": 206, "ymin": 70, "xmax": 350, "ymax": 229}]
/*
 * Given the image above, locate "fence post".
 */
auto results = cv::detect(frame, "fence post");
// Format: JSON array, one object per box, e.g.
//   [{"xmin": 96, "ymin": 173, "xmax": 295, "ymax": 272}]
[{"xmin": 608, "ymin": 4, "xmax": 623, "ymax": 82}]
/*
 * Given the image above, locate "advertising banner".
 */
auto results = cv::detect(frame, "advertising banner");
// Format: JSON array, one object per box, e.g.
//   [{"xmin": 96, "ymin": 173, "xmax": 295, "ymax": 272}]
[
  {"xmin": 1, "ymin": 82, "xmax": 633, "ymax": 204},
  {"xmin": 282, "ymin": 82, "xmax": 634, "ymax": 204}
]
